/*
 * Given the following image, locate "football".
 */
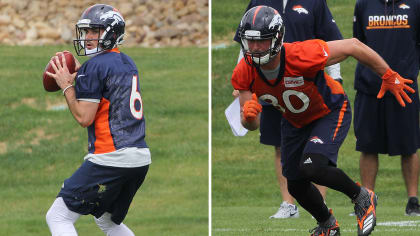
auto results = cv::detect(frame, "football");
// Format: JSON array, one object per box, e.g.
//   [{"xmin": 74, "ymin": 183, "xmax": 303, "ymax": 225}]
[{"xmin": 43, "ymin": 51, "xmax": 76, "ymax": 92}]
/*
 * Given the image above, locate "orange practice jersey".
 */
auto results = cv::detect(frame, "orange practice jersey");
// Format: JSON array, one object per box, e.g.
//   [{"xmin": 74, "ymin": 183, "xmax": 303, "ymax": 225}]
[{"xmin": 232, "ymin": 39, "xmax": 345, "ymax": 128}]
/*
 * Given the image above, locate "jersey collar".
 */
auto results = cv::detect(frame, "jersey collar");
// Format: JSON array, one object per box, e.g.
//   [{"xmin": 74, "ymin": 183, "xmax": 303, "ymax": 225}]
[
  {"xmin": 107, "ymin": 48, "xmax": 120, "ymax": 53},
  {"xmin": 256, "ymin": 46, "xmax": 285, "ymax": 87}
]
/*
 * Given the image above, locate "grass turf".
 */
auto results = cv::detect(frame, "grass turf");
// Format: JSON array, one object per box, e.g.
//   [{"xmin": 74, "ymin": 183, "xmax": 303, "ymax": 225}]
[
  {"xmin": 0, "ymin": 45, "xmax": 208, "ymax": 235},
  {"xmin": 211, "ymin": 0, "xmax": 420, "ymax": 235}
]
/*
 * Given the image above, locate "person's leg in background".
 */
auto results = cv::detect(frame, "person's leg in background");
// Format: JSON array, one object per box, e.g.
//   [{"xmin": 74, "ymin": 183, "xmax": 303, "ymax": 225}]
[
  {"xmin": 274, "ymin": 146, "xmax": 294, "ymax": 204},
  {"xmin": 314, "ymin": 184, "xmax": 327, "ymax": 200},
  {"xmin": 262, "ymin": 106, "xmax": 300, "ymax": 219},
  {"xmin": 359, "ymin": 153, "xmax": 379, "ymax": 191},
  {"xmin": 387, "ymin": 92, "xmax": 420, "ymax": 216},
  {"xmin": 271, "ymin": 146, "xmax": 300, "ymax": 218},
  {"xmin": 402, "ymin": 153, "xmax": 420, "ymax": 215}
]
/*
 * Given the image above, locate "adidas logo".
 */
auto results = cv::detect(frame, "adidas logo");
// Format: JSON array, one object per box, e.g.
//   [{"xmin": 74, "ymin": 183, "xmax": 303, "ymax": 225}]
[
  {"xmin": 363, "ymin": 214, "xmax": 374, "ymax": 233},
  {"xmin": 303, "ymin": 158, "xmax": 312, "ymax": 164},
  {"xmin": 395, "ymin": 78, "xmax": 400, "ymax": 84}
]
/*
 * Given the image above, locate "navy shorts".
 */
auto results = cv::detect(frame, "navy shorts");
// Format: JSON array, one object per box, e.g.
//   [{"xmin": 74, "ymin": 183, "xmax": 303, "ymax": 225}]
[
  {"xmin": 58, "ymin": 160, "xmax": 149, "ymax": 224},
  {"xmin": 260, "ymin": 105, "xmax": 283, "ymax": 147},
  {"xmin": 354, "ymin": 91, "xmax": 420, "ymax": 156},
  {"xmin": 281, "ymin": 100, "xmax": 351, "ymax": 180}
]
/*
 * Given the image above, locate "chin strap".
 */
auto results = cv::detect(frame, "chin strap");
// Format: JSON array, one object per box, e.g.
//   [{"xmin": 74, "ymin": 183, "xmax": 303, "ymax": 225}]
[{"xmin": 86, "ymin": 47, "xmax": 103, "ymax": 57}]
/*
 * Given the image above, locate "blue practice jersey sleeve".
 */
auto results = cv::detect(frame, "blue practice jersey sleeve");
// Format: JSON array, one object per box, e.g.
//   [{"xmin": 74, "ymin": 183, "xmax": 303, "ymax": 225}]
[
  {"xmin": 353, "ymin": 0, "xmax": 366, "ymax": 42},
  {"xmin": 312, "ymin": 0, "xmax": 343, "ymax": 41},
  {"xmin": 75, "ymin": 60, "xmax": 105, "ymax": 100}
]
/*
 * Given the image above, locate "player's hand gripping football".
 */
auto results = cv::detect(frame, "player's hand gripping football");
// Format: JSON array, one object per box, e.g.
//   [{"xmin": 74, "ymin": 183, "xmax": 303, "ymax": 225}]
[
  {"xmin": 45, "ymin": 52, "xmax": 78, "ymax": 89},
  {"xmin": 56, "ymin": 50, "xmax": 82, "ymax": 72},
  {"xmin": 377, "ymin": 68, "xmax": 415, "ymax": 107},
  {"xmin": 243, "ymin": 93, "xmax": 262, "ymax": 122}
]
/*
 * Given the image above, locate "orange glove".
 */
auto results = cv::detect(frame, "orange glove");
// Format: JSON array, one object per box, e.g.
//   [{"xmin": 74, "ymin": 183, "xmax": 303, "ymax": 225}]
[
  {"xmin": 243, "ymin": 93, "xmax": 262, "ymax": 122},
  {"xmin": 377, "ymin": 68, "xmax": 415, "ymax": 107}
]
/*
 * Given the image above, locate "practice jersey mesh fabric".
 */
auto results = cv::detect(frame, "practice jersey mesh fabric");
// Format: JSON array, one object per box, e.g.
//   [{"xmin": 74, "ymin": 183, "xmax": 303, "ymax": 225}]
[
  {"xmin": 75, "ymin": 49, "xmax": 148, "ymax": 154},
  {"xmin": 232, "ymin": 40, "xmax": 345, "ymax": 128}
]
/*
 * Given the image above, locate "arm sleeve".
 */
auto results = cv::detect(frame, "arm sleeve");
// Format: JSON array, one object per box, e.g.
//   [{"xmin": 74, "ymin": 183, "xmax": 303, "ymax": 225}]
[
  {"xmin": 231, "ymin": 61, "xmax": 252, "ymax": 91},
  {"xmin": 233, "ymin": 0, "xmax": 255, "ymax": 43},
  {"xmin": 286, "ymin": 40, "xmax": 329, "ymax": 78},
  {"xmin": 313, "ymin": 0, "xmax": 343, "ymax": 80},
  {"xmin": 75, "ymin": 63, "xmax": 104, "ymax": 100},
  {"xmin": 313, "ymin": 0, "xmax": 343, "ymax": 41},
  {"xmin": 353, "ymin": 0, "xmax": 365, "ymax": 42}
]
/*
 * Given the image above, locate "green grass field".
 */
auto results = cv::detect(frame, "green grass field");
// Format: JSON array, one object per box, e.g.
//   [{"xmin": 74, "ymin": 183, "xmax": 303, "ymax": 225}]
[
  {"xmin": 0, "ymin": 46, "xmax": 208, "ymax": 235},
  {"xmin": 212, "ymin": 0, "xmax": 420, "ymax": 235}
]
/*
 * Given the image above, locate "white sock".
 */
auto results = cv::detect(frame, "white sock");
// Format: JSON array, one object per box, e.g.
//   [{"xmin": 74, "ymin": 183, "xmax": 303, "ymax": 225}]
[
  {"xmin": 46, "ymin": 197, "xmax": 80, "ymax": 236},
  {"xmin": 94, "ymin": 212, "xmax": 135, "ymax": 236}
]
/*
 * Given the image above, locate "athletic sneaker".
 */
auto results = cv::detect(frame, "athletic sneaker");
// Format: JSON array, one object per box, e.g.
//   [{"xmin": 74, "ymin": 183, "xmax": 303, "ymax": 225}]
[
  {"xmin": 405, "ymin": 197, "xmax": 420, "ymax": 216},
  {"xmin": 269, "ymin": 201, "xmax": 299, "ymax": 219},
  {"xmin": 309, "ymin": 211, "xmax": 340, "ymax": 236},
  {"xmin": 353, "ymin": 187, "xmax": 377, "ymax": 236}
]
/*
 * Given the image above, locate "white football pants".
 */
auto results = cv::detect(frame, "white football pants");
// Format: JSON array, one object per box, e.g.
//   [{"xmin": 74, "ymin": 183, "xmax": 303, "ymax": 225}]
[{"xmin": 46, "ymin": 197, "xmax": 134, "ymax": 236}]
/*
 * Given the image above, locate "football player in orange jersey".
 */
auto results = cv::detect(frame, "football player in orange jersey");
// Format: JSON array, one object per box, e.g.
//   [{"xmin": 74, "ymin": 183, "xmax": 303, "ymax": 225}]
[
  {"xmin": 232, "ymin": 6, "xmax": 414, "ymax": 236},
  {"xmin": 232, "ymin": 0, "xmax": 345, "ymax": 219}
]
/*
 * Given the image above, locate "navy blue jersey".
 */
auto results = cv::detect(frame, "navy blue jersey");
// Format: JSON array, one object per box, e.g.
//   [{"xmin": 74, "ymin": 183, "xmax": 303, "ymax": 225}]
[
  {"xmin": 234, "ymin": 0, "xmax": 343, "ymax": 43},
  {"xmin": 75, "ymin": 49, "xmax": 147, "ymax": 154},
  {"xmin": 353, "ymin": 0, "xmax": 420, "ymax": 95}
]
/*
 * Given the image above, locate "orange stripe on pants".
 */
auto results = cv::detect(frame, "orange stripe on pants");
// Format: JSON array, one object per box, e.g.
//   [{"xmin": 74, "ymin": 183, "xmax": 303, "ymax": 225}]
[{"xmin": 333, "ymin": 100, "xmax": 348, "ymax": 141}]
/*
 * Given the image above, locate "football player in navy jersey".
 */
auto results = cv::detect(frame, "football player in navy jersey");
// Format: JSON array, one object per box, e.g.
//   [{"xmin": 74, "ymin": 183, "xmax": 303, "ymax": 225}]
[
  {"xmin": 353, "ymin": 0, "xmax": 420, "ymax": 216},
  {"xmin": 232, "ymin": 0, "xmax": 344, "ymax": 219},
  {"xmin": 44, "ymin": 4, "xmax": 150, "ymax": 236}
]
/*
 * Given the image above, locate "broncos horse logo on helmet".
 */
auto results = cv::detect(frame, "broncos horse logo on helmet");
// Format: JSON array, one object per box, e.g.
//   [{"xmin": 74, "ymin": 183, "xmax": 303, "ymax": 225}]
[
  {"xmin": 238, "ymin": 5, "xmax": 285, "ymax": 66},
  {"xmin": 74, "ymin": 4, "xmax": 125, "ymax": 56}
]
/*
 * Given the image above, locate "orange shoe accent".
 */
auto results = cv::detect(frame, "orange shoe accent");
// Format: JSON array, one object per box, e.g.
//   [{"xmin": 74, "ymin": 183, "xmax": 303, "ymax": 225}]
[
  {"xmin": 354, "ymin": 187, "xmax": 377, "ymax": 236},
  {"xmin": 310, "ymin": 209, "xmax": 340, "ymax": 236}
]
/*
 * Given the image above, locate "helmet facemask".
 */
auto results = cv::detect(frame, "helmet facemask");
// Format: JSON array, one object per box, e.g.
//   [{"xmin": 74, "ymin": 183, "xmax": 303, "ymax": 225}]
[
  {"xmin": 240, "ymin": 26, "xmax": 284, "ymax": 67},
  {"xmin": 74, "ymin": 24, "xmax": 106, "ymax": 57}
]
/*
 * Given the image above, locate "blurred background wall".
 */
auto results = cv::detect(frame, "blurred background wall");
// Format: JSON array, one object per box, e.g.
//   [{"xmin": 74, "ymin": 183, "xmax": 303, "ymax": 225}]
[{"xmin": 0, "ymin": 0, "xmax": 208, "ymax": 47}]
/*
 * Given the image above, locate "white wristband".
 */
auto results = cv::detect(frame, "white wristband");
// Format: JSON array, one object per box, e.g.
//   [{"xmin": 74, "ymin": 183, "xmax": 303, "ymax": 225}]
[{"xmin": 62, "ymin": 85, "xmax": 73, "ymax": 96}]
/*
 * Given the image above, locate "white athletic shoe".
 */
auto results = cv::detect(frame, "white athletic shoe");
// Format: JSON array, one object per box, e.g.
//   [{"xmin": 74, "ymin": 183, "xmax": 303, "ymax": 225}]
[{"xmin": 269, "ymin": 201, "xmax": 299, "ymax": 219}]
